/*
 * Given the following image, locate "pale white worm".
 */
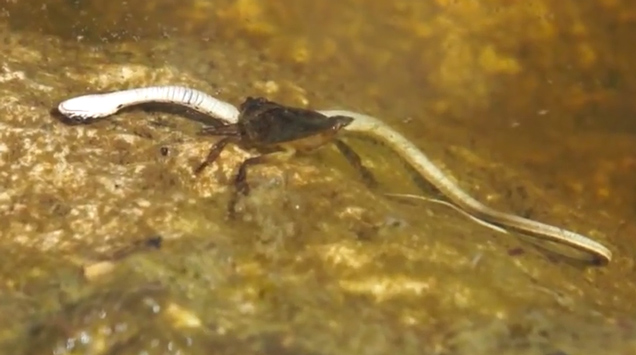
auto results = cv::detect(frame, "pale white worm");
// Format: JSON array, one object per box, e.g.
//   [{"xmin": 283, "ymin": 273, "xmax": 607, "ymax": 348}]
[{"xmin": 58, "ymin": 85, "xmax": 240, "ymax": 122}]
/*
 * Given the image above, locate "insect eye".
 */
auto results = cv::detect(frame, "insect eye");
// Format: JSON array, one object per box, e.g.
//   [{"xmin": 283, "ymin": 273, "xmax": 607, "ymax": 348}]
[{"xmin": 242, "ymin": 97, "xmax": 260, "ymax": 108}]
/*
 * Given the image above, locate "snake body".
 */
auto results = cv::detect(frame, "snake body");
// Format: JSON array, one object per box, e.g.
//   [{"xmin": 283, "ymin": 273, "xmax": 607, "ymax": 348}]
[
  {"xmin": 57, "ymin": 86, "xmax": 612, "ymax": 264},
  {"xmin": 320, "ymin": 110, "xmax": 612, "ymax": 264}
]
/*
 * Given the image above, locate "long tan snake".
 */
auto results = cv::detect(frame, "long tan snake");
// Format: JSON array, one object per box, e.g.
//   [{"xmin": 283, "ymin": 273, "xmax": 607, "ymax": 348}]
[{"xmin": 57, "ymin": 85, "xmax": 613, "ymax": 264}]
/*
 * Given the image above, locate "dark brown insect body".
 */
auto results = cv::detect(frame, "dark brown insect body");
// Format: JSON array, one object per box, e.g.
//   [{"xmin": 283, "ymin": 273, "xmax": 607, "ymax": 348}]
[{"xmin": 195, "ymin": 97, "xmax": 375, "ymax": 217}]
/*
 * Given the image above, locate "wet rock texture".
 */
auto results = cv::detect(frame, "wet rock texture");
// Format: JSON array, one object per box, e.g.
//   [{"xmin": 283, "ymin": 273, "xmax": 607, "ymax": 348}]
[{"xmin": 0, "ymin": 0, "xmax": 635, "ymax": 354}]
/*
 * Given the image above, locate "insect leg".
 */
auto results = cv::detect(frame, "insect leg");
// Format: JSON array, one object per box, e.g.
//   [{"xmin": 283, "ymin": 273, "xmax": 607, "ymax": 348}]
[
  {"xmin": 228, "ymin": 149, "xmax": 296, "ymax": 218},
  {"xmin": 197, "ymin": 123, "xmax": 241, "ymax": 136},
  {"xmin": 333, "ymin": 139, "xmax": 378, "ymax": 188},
  {"xmin": 194, "ymin": 137, "xmax": 237, "ymax": 175}
]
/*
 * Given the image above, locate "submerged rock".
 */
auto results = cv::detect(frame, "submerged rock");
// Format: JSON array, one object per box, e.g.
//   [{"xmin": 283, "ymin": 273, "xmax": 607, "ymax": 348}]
[{"xmin": 0, "ymin": 1, "xmax": 635, "ymax": 354}]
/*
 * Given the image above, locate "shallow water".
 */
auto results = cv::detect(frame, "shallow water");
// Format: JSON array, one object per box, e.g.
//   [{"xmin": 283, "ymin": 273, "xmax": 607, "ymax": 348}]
[{"xmin": 0, "ymin": 0, "xmax": 635, "ymax": 354}]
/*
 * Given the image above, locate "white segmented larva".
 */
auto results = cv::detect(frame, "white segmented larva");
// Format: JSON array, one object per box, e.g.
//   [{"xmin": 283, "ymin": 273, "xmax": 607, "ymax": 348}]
[{"xmin": 58, "ymin": 85, "xmax": 240, "ymax": 122}]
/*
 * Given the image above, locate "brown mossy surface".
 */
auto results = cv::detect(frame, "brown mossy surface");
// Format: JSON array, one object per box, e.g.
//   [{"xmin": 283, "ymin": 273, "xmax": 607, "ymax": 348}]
[{"xmin": 0, "ymin": 0, "xmax": 635, "ymax": 354}]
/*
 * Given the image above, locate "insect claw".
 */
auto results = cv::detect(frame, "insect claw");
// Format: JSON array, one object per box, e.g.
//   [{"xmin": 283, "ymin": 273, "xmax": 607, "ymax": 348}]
[
  {"xmin": 227, "ymin": 196, "xmax": 240, "ymax": 220},
  {"xmin": 237, "ymin": 182, "xmax": 250, "ymax": 196}
]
